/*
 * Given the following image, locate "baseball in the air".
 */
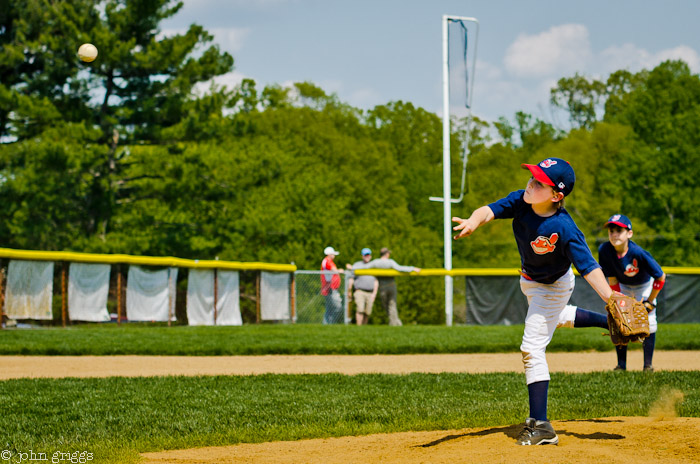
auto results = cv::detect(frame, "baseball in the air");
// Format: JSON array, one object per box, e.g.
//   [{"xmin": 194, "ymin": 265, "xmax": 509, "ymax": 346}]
[{"xmin": 78, "ymin": 43, "xmax": 98, "ymax": 62}]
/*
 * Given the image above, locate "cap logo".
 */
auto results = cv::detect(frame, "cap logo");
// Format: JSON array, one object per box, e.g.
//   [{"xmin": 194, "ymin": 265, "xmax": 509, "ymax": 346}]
[
  {"xmin": 540, "ymin": 159, "xmax": 557, "ymax": 169},
  {"xmin": 612, "ymin": 214, "xmax": 621, "ymax": 221},
  {"xmin": 558, "ymin": 182, "xmax": 565, "ymax": 189}
]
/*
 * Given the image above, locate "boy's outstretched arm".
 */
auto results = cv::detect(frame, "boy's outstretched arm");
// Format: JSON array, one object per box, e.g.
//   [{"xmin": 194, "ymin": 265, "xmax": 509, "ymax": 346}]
[
  {"xmin": 452, "ymin": 206, "xmax": 495, "ymax": 240},
  {"xmin": 584, "ymin": 268, "xmax": 615, "ymax": 302}
]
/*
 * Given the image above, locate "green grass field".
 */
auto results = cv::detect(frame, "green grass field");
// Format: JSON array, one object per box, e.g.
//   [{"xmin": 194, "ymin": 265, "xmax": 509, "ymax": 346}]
[
  {"xmin": 1, "ymin": 323, "xmax": 700, "ymax": 355},
  {"xmin": 2, "ymin": 324, "xmax": 699, "ymax": 463},
  {"xmin": 1, "ymin": 371, "xmax": 698, "ymax": 463}
]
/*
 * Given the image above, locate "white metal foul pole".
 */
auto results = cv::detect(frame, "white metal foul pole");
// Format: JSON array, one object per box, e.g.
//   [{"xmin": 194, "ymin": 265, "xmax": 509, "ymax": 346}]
[
  {"xmin": 441, "ymin": 15, "xmax": 453, "ymax": 326},
  {"xmin": 439, "ymin": 15, "xmax": 478, "ymax": 326}
]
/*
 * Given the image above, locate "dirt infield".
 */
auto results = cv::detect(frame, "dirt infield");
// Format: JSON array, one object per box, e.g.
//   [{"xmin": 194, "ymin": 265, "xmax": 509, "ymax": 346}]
[
  {"xmin": 141, "ymin": 416, "xmax": 700, "ymax": 464},
  {"xmin": 3, "ymin": 352, "xmax": 699, "ymax": 463},
  {"xmin": 3, "ymin": 350, "xmax": 700, "ymax": 379}
]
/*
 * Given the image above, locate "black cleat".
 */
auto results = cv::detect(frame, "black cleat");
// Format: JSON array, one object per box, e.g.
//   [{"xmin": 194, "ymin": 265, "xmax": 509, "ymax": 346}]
[
  {"xmin": 516, "ymin": 418, "xmax": 559, "ymax": 445},
  {"xmin": 643, "ymin": 366, "xmax": 654, "ymax": 372},
  {"xmin": 613, "ymin": 365, "xmax": 626, "ymax": 371}
]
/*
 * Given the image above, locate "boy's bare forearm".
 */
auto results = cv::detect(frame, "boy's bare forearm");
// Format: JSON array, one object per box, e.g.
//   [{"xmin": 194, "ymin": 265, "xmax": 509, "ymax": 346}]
[
  {"xmin": 584, "ymin": 268, "xmax": 614, "ymax": 302},
  {"xmin": 452, "ymin": 206, "xmax": 495, "ymax": 240}
]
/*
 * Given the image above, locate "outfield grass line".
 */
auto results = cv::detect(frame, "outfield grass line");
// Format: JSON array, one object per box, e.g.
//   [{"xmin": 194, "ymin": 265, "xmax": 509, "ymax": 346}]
[
  {"xmin": 2, "ymin": 324, "xmax": 699, "ymax": 355},
  {"xmin": 1, "ymin": 350, "xmax": 699, "ymax": 379}
]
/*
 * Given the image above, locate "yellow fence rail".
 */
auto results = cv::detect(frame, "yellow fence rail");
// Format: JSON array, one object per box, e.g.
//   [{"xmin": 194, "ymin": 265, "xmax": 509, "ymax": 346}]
[
  {"xmin": 0, "ymin": 248, "xmax": 296, "ymax": 272},
  {"xmin": 2, "ymin": 248, "xmax": 698, "ymax": 276},
  {"xmin": 355, "ymin": 267, "xmax": 700, "ymax": 276},
  {"xmin": 353, "ymin": 268, "xmax": 521, "ymax": 276}
]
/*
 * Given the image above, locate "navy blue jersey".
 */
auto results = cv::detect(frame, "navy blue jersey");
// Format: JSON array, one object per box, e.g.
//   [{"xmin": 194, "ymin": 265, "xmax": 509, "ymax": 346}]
[
  {"xmin": 488, "ymin": 190, "xmax": 600, "ymax": 284},
  {"xmin": 598, "ymin": 240, "xmax": 663, "ymax": 285}
]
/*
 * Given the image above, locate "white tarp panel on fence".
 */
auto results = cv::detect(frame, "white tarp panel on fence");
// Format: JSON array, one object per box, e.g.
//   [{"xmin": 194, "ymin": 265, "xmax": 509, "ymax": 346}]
[
  {"xmin": 68, "ymin": 263, "xmax": 111, "ymax": 322},
  {"xmin": 186, "ymin": 269, "xmax": 241, "ymax": 326},
  {"xmin": 186, "ymin": 269, "xmax": 213, "ymax": 325},
  {"xmin": 216, "ymin": 270, "xmax": 242, "ymax": 325},
  {"xmin": 4, "ymin": 260, "xmax": 54, "ymax": 320},
  {"xmin": 126, "ymin": 266, "xmax": 178, "ymax": 322},
  {"xmin": 260, "ymin": 271, "xmax": 290, "ymax": 321}
]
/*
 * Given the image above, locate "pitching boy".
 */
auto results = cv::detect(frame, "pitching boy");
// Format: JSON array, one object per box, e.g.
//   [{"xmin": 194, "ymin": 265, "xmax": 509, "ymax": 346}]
[
  {"xmin": 599, "ymin": 214, "xmax": 666, "ymax": 371},
  {"xmin": 453, "ymin": 158, "xmax": 615, "ymax": 446}
]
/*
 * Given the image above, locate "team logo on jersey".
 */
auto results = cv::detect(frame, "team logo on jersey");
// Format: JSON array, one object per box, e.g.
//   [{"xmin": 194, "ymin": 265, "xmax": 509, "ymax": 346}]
[
  {"xmin": 624, "ymin": 258, "xmax": 640, "ymax": 277},
  {"xmin": 531, "ymin": 233, "xmax": 559, "ymax": 254},
  {"xmin": 540, "ymin": 159, "xmax": 557, "ymax": 168}
]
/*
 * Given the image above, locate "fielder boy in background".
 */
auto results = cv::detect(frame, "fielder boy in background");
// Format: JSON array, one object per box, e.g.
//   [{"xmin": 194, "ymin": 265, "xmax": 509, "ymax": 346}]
[
  {"xmin": 347, "ymin": 248, "xmax": 378, "ymax": 325},
  {"xmin": 453, "ymin": 158, "xmax": 615, "ymax": 446},
  {"xmin": 599, "ymin": 214, "xmax": 666, "ymax": 372}
]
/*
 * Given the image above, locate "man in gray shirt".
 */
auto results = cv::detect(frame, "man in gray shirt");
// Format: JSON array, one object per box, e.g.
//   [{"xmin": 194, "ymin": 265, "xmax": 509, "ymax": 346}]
[
  {"xmin": 347, "ymin": 248, "xmax": 378, "ymax": 325},
  {"xmin": 369, "ymin": 247, "xmax": 421, "ymax": 326}
]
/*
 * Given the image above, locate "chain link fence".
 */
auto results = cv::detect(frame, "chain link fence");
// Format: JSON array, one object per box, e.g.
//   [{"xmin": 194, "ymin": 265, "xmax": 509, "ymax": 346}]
[
  {"xmin": 293, "ymin": 271, "xmax": 350, "ymax": 324},
  {"xmin": 292, "ymin": 271, "xmax": 468, "ymax": 325}
]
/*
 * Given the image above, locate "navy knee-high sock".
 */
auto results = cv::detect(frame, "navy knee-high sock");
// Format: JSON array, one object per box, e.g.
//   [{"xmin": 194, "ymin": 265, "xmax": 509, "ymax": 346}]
[
  {"xmin": 643, "ymin": 332, "xmax": 656, "ymax": 368},
  {"xmin": 573, "ymin": 308, "xmax": 608, "ymax": 329},
  {"xmin": 616, "ymin": 344, "xmax": 628, "ymax": 369},
  {"xmin": 528, "ymin": 380, "xmax": 549, "ymax": 422}
]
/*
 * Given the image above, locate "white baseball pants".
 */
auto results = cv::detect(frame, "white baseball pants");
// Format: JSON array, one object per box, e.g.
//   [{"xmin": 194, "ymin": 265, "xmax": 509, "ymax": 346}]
[{"xmin": 519, "ymin": 269, "xmax": 575, "ymax": 385}]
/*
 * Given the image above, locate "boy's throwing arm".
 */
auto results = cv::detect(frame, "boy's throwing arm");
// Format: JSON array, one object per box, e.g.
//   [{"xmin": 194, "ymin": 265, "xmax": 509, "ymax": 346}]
[
  {"xmin": 584, "ymin": 268, "xmax": 615, "ymax": 302},
  {"xmin": 452, "ymin": 206, "xmax": 495, "ymax": 240}
]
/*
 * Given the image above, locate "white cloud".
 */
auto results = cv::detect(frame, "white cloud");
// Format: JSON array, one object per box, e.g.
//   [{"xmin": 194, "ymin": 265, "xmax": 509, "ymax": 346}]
[
  {"xmin": 601, "ymin": 43, "xmax": 700, "ymax": 74},
  {"xmin": 504, "ymin": 24, "xmax": 592, "ymax": 78},
  {"xmin": 470, "ymin": 68, "xmax": 530, "ymax": 121},
  {"xmin": 490, "ymin": 23, "xmax": 700, "ymax": 125},
  {"xmin": 658, "ymin": 45, "xmax": 700, "ymax": 72}
]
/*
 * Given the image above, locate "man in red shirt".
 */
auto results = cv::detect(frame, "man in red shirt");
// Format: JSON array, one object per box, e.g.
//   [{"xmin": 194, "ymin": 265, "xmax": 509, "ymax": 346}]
[{"xmin": 321, "ymin": 246, "xmax": 344, "ymax": 324}]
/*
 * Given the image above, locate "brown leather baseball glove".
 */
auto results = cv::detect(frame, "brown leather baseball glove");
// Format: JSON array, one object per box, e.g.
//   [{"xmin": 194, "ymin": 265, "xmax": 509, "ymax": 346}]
[{"xmin": 605, "ymin": 293, "xmax": 650, "ymax": 346}]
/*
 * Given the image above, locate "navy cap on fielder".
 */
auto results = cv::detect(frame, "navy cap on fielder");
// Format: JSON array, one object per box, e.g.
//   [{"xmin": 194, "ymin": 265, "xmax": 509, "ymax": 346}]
[
  {"xmin": 605, "ymin": 214, "xmax": 632, "ymax": 230},
  {"xmin": 521, "ymin": 158, "xmax": 576, "ymax": 197}
]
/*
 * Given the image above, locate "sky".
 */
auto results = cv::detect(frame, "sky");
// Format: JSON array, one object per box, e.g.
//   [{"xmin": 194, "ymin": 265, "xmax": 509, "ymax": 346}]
[{"xmin": 161, "ymin": 0, "xmax": 700, "ymax": 127}]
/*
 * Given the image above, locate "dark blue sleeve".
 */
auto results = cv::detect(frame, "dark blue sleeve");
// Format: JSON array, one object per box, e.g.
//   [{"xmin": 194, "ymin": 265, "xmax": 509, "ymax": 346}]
[
  {"xmin": 566, "ymin": 229, "xmax": 600, "ymax": 276},
  {"xmin": 639, "ymin": 248, "xmax": 664, "ymax": 279},
  {"xmin": 488, "ymin": 190, "xmax": 524, "ymax": 219}
]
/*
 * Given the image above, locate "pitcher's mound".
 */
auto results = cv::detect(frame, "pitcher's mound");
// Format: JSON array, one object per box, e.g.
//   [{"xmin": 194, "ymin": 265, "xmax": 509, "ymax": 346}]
[{"xmin": 142, "ymin": 416, "xmax": 700, "ymax": 464}]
